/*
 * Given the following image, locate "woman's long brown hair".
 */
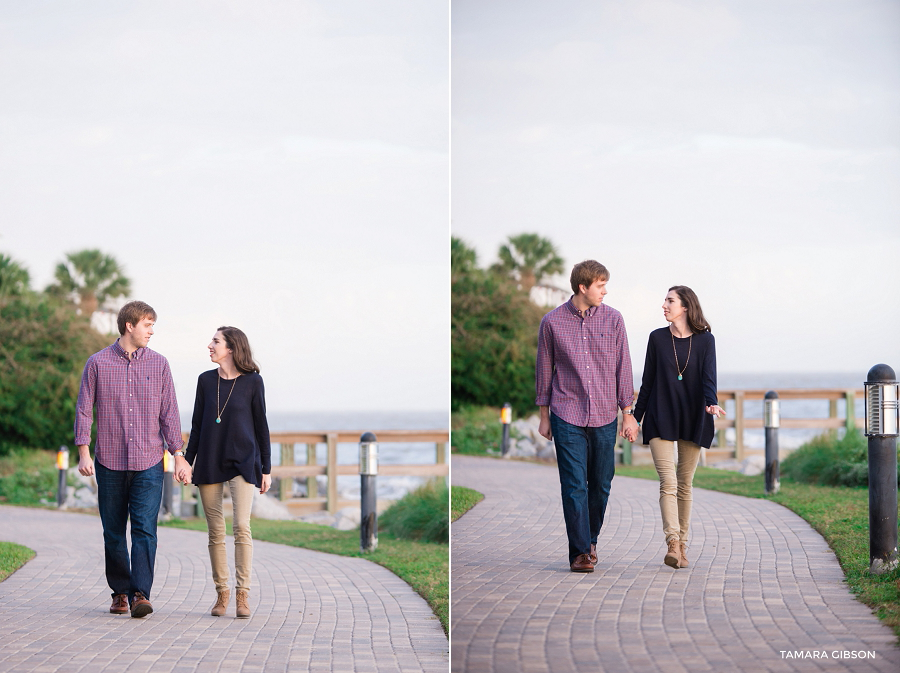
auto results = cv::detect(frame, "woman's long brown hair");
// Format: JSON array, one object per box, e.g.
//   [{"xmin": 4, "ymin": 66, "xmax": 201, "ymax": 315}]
[
  {"xmin": 217, "ymin": 326, "xmax": 261, "ymax": 374},
  {"xmin": 668, "ymin": 286, "xmax": 711, "ymax": 334}
]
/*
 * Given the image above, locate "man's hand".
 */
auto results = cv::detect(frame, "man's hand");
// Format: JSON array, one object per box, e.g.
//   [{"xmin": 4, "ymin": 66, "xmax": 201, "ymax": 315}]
[
  {"xmin": 538, "ymin": 406, "xmax": 552, "ymax": 441},
  {"xmin": 621, "ymin": 414, "xmax": 639, "ymax": 443},
  {"xmin": 174, "ymin": 455, "xmax": 192, "ymax": 484},
  {"xmin": 260, "ymin": 474, "xmax": 272, "ymax": 495},
  {"xmin": 77, "ymin": 445, "xmax": 94, "ymax": 477}
]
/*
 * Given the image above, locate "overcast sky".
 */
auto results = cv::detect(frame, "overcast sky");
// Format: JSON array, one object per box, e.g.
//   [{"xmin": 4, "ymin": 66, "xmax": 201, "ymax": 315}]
[
  {"xmin": 1, "ymin": 1, "xmax": 449, "ymax": 415},
  {"xmin": 453, "ymin": 0, "xmax": 900, "ymax": 379}
]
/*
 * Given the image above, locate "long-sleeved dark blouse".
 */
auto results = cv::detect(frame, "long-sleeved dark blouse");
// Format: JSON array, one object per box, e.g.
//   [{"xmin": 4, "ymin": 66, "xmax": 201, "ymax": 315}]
[
  {"xmin": 185, "ymin": 370, "xmax": 271, "ymax": 487},
  {"xmin": 633, "ymin": 327, "xmax": 718, "ymax": 448}
]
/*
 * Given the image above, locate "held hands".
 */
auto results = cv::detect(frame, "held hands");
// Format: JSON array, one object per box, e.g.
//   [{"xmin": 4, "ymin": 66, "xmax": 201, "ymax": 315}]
[
  {"xmin": 260, "ymin": 474, "xmax": 272, "ymax": 495},
  {"xmin": 174, "ymin": 455, "xmax": 193, "ymax": 484},
  {"xmin": 621, "ymin": 414, "xmax": 640, "ymax": 443},
  {"xmin": 706, "ymin": 405, "xmax": 726, "ymax": 418}
]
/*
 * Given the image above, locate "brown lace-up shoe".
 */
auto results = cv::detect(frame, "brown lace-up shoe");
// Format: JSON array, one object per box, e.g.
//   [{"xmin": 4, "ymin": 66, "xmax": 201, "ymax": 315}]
[
  {"xmin": 679, "ymin": 543, "xmax": 689, "ymax": 569},
  {"xmin": 235, "ymin": 589, "xmax": 251, "ymax": 618},
  {"xmin": 211, "ymin": 590, "xmax": 230, "ymax": 617},
  {"xmin": 664, "ymin": 538, "xmax": 681, "ymax": 569},
  {"xmin": 130, "ymin": 591, "xmax": 153, "ymax": 618},
  {"xmin": 570, "ymin": 553, "xmax": 594, "ymax": 573},
  {"xmin": 589, "ymin": 544, "xmax": 598, "ymax": 565},
  {"xmin": 110, "ymin": 594, "xmax": 128, "ymax": 614}
]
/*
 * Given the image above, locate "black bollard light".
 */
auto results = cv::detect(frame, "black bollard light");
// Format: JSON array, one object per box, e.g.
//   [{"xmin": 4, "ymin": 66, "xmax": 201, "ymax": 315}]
[
  {"xmin": 500, "ymin": 403, "xmax": 512, "ymax": 456},
  {"xmin": 864, "ymin": 365, "xmax": 899, "ymax": 575},
  {"xmin": 359, "ymin": 432, "xmax": 378, "ymax": 553},
  {"xmin": 764, "ymin": 391, "xmax": 780, "ymax": 494},
  {"xmin": 56, "ymin": 446, "xmax": 69, "ymax": 508},
  {"xmin": 161, "ymin": 450, "xmax": 175, "ymax": 518}
]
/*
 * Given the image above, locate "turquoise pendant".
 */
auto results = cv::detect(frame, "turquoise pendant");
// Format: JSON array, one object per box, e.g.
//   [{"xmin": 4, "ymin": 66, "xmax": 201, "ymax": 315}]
[
  {"xmin": 216, "ymin": 417, "xmax": 221, "ymax": 424},
  {"xmin": 677, "ymin": 375, "xmax": 683, "ymax": 381}
]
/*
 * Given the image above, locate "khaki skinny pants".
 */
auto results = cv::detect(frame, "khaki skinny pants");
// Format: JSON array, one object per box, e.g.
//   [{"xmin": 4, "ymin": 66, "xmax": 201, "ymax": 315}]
[
  {"xmin": 648, "ymin": 438, "xmax": 702, "ymax": 543},
  {"xmin": 198, "ymin": 475, "xmax": 256, "ymax": 592}
]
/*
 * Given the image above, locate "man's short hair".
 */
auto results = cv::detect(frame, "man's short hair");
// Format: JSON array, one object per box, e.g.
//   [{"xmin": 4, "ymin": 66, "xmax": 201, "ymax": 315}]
[
  {"xmin": 570, "ymin": 260, "xmax": 609, "ymax": 294},
  {"xmin": 117, "ymin": 301, "xmax": 157, "ymax": 335}
]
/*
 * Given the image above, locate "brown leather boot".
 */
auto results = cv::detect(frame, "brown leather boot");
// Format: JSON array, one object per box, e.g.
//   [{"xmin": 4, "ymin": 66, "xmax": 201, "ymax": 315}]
[
  {"xmin": 211, "ymin": 590, "xmax": 230, "ymax": 617},
  {"xmin": 679, "ymin": 543, "xmax": 689, "ymax": 569},
  {"xmin": 235, "ymin": 589, "xmax": 251, "ymax": 619},
  {"xmin": 664, "ymin": 538, "xmax": 681, "ymax": 569}
]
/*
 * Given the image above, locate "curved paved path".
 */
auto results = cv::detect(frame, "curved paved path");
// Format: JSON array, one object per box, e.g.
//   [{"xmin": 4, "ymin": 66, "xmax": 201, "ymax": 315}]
[
  {"xmin": 451, "ymin": 456, "xmax": 899, "ymax": 673},
  {"xmin": 0, "ymin": 506, "xmax": 447, "ymax": 673}
]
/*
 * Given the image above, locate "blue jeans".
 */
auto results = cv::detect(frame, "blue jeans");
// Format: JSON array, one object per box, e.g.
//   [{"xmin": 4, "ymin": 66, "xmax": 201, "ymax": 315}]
[
  {"xmin": 550, "ymin": 413, "xmax": 617, "ymax": 564},
  {"xmin": 96, "ymin": 459, "xmax": 164, "ymax": 602}
]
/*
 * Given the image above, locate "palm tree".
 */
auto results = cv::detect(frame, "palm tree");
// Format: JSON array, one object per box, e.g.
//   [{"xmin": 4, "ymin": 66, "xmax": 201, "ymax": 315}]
[
  {"xmin": 46, "ymin": 249, "xmax": 131, "ymax": 317},
  {"xmin": 451, "ymin": 236, "xmax": 478, "ymax": 277},
  {"xmin": 493, "ymin": 233, "xmax": 564, "ymax": 293},
  {"xmin": 0, "ymin": 253, "xmax": 30, "ymax": 300}
]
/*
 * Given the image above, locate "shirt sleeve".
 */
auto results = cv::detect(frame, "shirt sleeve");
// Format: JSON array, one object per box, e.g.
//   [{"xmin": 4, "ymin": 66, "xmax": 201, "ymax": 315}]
[
  {"xmin": 74, "ymin": 357, "xmax": 97, "ymax": 446},
  {"xmin": 703, "ymin": 333, "xmax": 718, "ymax": 407},
  {"xmin": 615, "ymin": 312, "xmax": 635, "ymax": 410},
  {"xmin": 535, "ymin": 315, "xmax": 554, "ymax": 406},
  {"xmin": 633, "ymin": 332, "xmax": 656, "ymax": 424},
  {"xmin": 185, "ymin": 375, "xmax": 204, "ymax": 465},
  {"xmin": 252, "ymin": 376, "xmax": 272, "ymax": 474},
  {"xmin": 159, "ymin": 359, "xmax": 184, "ymax": 451}
]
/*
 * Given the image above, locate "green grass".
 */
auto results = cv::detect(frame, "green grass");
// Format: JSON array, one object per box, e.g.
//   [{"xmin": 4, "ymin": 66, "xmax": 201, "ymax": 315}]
[
  {"xmin": 451, "ymin": 486, "xmax": 484, "ymax": 522},
  {"xmin": 0, "ymin": 541, "xmax": 35, "ymax": 582},
  {"xmin": 380, "ymin": 478, "xmax": 448, "ymax": 543},
  {"xmin": 0, "ymin": 449, "xmax": 60, "ymax": 506},
  {"xmin": 451, "ymin": 406, "xmax": 502, "ymax": 456},
  {"xmin": 616, "ymin": 464, "xmax": 900, "ymax": 639},
  {"xmin": 162, "ymin": 517, "xmax": 448, "ymax": 634}
]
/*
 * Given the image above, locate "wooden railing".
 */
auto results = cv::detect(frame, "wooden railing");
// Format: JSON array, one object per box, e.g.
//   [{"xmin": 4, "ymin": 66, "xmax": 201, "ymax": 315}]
[
  {"xmin": 620, "ymin": 388, "xmax": 864, "ymax": 464},
  {"xmin": 180, "ymin": 430, "xmax": 448, "ymax": 515}
]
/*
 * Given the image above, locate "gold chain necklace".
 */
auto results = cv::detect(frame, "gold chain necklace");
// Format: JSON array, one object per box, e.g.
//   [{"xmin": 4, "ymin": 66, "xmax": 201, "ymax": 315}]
[
  {"xmin": 216, "ymin": 373, "xmax": 238, "ymax": 423},
  {"xmin": 670, "ymin": 328, "xmax": 692, "ymax": 381}
]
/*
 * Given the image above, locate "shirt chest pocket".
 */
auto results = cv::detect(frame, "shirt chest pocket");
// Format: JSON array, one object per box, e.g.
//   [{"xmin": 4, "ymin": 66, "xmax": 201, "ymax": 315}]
[{"xmin": 589, "ymin": 333, "xmax": 616, "ymax": 364}]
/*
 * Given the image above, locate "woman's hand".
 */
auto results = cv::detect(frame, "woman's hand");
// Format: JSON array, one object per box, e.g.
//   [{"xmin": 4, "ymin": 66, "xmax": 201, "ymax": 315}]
[
  {"xmin": 260, "ymin": 474, "xmax": 272, "ymax": 495},
  {"xmin": 706, "ymin": 405, "xmax": 726, "ymax": 418},
  {"xmin": 174, "ymin": 455, "xmax": 192, "ymax": 484}
]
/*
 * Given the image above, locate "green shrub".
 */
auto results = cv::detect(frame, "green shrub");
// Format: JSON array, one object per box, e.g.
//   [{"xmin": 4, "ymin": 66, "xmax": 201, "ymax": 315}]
[
  {"xmin": 379, "ymin": 478, "xmax": 448, "ymax": 544},
  {"xmin": 781, "ymin": 428, "xmax": 899, "ymax": 488},
  {"xmin": 0, "ymin": 448, "xmax": 59, "ymax": 505},
  {"xmin": 451, "ymin": 406, "xmax": 503, "ymax": 456}
]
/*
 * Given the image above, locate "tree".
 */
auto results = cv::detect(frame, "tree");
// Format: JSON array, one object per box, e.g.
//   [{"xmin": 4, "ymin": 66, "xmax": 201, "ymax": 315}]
[
  {"xmin": 46, "ymin": 249, "xmax": 131, "ymax": 317},
  {"xmin": 0, "ymin": 294, "xmax": 109, "ymax": 452},
  {"xmin": 0, "ymin": 253, "xmax": 30, "ymax": 301},
  {"xmin": 451, "ymin": 236, "xmax": 478, "ymax": 277},
  {"xmin": 493, "ymin": 233, "xmax": 564, "ymax": 293}
]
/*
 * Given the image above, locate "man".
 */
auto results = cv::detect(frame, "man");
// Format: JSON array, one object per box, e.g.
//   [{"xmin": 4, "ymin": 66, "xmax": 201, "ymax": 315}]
[
  {"xmin": 75, "ymin": 300, "xmax": 191, "ymax": 617},
  {"xmin": 536, "ymin": 260, "xmax": 637, "ymax": 572}
]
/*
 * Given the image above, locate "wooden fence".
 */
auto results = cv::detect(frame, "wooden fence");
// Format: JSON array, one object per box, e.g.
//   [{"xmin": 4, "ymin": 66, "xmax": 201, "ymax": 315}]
[
  {"xmin": 180, "ymin": 430, "xmax": 449, "ymax": 516},
  {"xmin": 620, "ymin": 388, "xmax": 864, "ymax": 464}
]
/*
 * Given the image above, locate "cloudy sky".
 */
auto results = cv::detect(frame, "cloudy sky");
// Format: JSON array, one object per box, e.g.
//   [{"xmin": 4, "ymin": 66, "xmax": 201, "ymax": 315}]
[
  {"xmin": 453, "ymin": 0, "xmax": 900, "ymax": 379},
  {"xmin": 1, "ymin": 1, "xmax": 449, "ymax": 414}
]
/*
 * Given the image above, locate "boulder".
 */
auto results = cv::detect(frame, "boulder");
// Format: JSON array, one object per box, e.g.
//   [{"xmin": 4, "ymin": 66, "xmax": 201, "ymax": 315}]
[{"xmin": 251, "ymin": 492, "xmax": 294, "ymax": 520}]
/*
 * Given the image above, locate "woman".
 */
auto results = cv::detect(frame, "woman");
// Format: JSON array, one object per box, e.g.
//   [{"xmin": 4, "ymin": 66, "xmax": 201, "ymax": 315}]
[
  {"xmin": 178, "ymin": 326, "xmax": 272, "ymax": 618},
  {"xmin": 629, "ymin": 286, "xmax": 725, "ymax": 569}
]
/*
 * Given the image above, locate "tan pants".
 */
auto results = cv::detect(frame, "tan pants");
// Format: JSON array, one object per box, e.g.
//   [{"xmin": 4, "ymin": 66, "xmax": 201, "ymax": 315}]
[
  {"xmin": 198, "ymin": 475, "xmax": 256, "ymax": 592},
  {"xmin": 649, "ymin": 438, "xmax": 702, "ymax": 543}
]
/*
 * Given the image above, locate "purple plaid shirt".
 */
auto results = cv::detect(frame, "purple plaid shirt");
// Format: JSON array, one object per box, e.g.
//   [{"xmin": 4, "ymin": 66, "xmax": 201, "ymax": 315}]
[
  {"xmin": 535, "ymin": 297, "xmax": 634, "ymax": 427},
  {"xmin": 74, "ymin": 340, "xmax": 183, "ymax": 471}
]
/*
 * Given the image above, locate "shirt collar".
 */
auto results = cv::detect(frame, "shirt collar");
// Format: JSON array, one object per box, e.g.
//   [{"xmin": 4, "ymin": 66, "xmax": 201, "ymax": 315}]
[
  {"xmin": 112, "ymin": 339, "xmax": 145, "ymax": 361},
  {"xmin": 565, "ymin": 296, "xmax": 598, "ymax": 318}
]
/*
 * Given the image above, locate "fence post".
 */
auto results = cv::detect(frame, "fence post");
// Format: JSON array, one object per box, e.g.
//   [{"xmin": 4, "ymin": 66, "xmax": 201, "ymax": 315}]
[
  {"xmin": 359, "ymin": 432, "xmax": 378, "ymax": 552},
  {"xmin": 280, "ymin": 443, "xmax": 294, "ymax": 501},
  {"xmin": 500, "ymin": 403, "xmax": 512, "ymax": 456},
  {"xmin": 764, "ymin": 391, "xmax": 780, "ymax": 494},
  {"xmin": 863, "ymin": 365, "xmax": 899, "ymax": 575},
  {"xmin": 845, "ymin": 389, "xmax": 856, "ymax": 432},
  {"xmin": 161, "ymin": 450, "xmax": 174, "ymax": 518},
  {"xmin": 734, "ymin": 391, "xmax": 745, "ymax": 461},
  {"xmin": 436, "ymin": 441, "xmax": 446, "ymax": 465},
  {"xmin": 306, "ymin": 443, "xmax": 318, "ymax": 499},
  {"xmin": 326, "ymin": 433, "xmax": 338, "ymax": 515},
  {"xmin": 56, "ymin": 446, "xmax": 69, "ymax": 508}
]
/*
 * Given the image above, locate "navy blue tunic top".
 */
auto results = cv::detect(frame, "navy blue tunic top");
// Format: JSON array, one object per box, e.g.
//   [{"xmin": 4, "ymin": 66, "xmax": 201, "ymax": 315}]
[
  {"xmin": 185, "ymin": 370, "xmax": 271, "ymax": 486},
  {"xmin": 633, "ymin": 327, "xmax": 718, "ymax": 448}
]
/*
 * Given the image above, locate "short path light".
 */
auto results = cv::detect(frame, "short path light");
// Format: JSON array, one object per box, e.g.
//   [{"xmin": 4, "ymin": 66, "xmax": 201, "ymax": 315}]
[
  {"xmin": 56, "ymin": 446, "xmax": 69, "ymax": 508},
  {"xmin": 764, "ymin": 391, "xmax": 780, "ymax": 495},
  {"xmin": 864, "ymin": 364, "xmax": 899, "ymax": 575},
  {"xmin": 500, "ymin": 403, "xmax": 512, "ymax": 456},
  {"xmin": 359, "ymin": 432, "xmax": 378, "ymax": 553}
]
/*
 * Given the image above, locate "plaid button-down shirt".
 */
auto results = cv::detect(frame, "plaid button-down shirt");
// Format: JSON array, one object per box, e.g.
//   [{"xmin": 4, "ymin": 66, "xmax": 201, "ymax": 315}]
[
  {"xmin": 74, "ymin": 340, "xmax": 183, "ymax": 471},
  {"xmin": 535, "ymin": 298, "xmax": 635, "ymax": 427}
]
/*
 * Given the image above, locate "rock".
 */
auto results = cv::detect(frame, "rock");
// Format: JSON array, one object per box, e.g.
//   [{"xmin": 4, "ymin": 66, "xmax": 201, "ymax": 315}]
[
  {"xmin": 536, "ymin": 440, "xmax": 556, "ymax": 462},
  {"xmin": 300, "ymin": 511, "xmax": 336, "ymax": 527},
  {"xmin": 333, "ymin": 506, "xmax": 361, "ymax": 531},
  {"xmin": 738, "ymin": 455, "xmax": 766, "ymax": 476},
  {"xmin": 70, "ymin": 486, "xmax": 97, "ymax": 508},
  {"xmin": 251, "ymin": 492, "xmax": 294, "ymax": 520}
]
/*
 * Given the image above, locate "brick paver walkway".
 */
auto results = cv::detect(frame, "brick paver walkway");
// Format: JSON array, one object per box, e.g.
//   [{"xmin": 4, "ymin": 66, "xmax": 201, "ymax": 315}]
[
  {"xmin": 0, "ymin": 505, "xmax": 447, "ymax": 672},
  {"xmin": 451, "ymin": 456, "xmax": 900, "ymax": 673}
]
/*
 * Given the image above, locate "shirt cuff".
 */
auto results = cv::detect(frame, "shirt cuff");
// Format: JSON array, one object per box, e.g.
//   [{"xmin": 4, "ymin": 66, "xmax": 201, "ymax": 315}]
[
  {"xmin": 535, "ymin": 396, "xmax": 550, "ymax": 406},
  {"xmin": 74, "ymin": 436, "xmax": 91, "ymax": 446}
]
